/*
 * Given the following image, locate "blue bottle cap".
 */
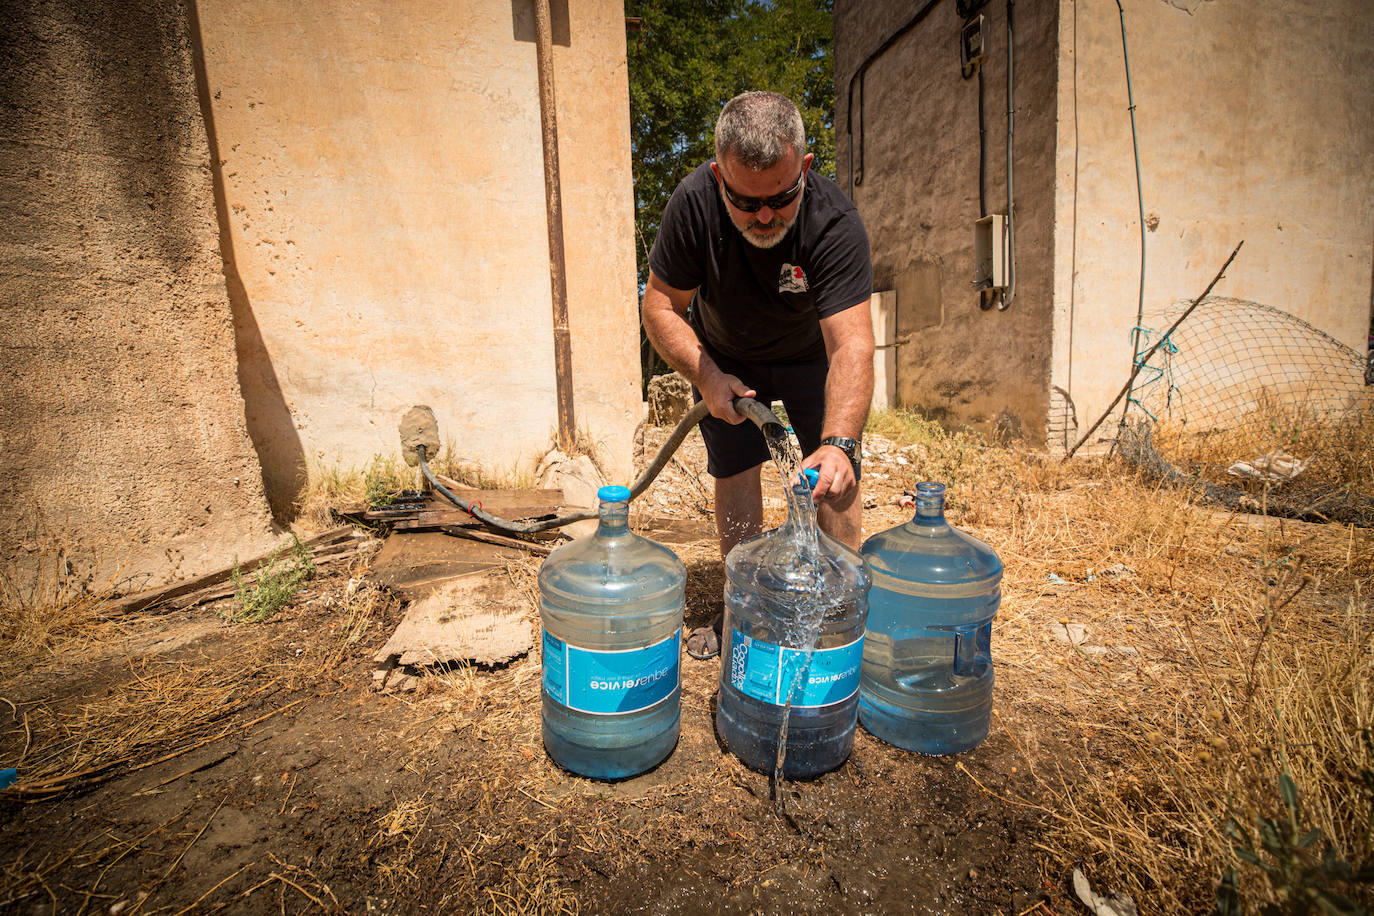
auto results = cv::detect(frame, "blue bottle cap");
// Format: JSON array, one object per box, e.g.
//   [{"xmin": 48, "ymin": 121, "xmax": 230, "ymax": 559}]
[
  {"xmin": 801, "ymin": 468, "xmax": 819, "ymax": 488},
  {"xmin": 598, "ymin": 485, "xmax": 631, "ymax": 503}
]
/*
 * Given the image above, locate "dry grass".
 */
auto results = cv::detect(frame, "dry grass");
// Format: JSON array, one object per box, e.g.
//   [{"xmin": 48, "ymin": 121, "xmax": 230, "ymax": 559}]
[
  {"xmin": 0, "ymin": 549, "xmax": 124, "ymax": 656},
  {"xmin": 1, "ymin": 408, "xmax": 1368, "ymax": 913},
  {"xmin": 313, "ymin": 577, "xmax": 392, "ymax": 674},
  {"xmin": 862, "ymin": 408, "xmax": 1373, "ymax": 912},
  {"xmin": 1148, "ymin": 387, "xmax": 1374, "ymax": 507},
  {"xmin": 865, "ymin": 407, "xmax": 949, "ymax": 447},
  {"xmin": 0, "ymin": 652, "xmax": 293, "ymax": 800}
]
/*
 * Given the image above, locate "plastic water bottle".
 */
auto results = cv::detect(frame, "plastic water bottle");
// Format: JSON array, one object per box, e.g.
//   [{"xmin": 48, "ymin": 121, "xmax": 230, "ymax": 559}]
[
  {"xmin": 859, "ymin": 481, "xmax": 1002, "ymax": 755},
  {"xmin": 539, "ymin": 485, "xmax": 685, "ymax": 779},
  {"xmin": 716, "ymin": 471, "xmax": 871, "ymax": 778}
]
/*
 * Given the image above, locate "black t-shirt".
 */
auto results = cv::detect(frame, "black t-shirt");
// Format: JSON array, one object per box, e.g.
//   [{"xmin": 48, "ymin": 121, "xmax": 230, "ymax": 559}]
[{"xmin": 648, "ymin": 161, "xmax": 873, "ymax": 363}]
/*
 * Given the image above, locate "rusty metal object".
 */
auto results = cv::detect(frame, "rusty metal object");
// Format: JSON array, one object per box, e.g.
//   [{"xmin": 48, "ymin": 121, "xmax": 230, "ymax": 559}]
[{"xmin": 534, "ymin": 0, "xmax": 575, "ymax": 451}]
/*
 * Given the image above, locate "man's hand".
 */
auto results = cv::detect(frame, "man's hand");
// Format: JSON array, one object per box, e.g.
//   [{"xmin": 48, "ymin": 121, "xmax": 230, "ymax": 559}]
[
  {"xmin": 800, "ymin": 444, "xmax": 856, "ymax": 503},
  {"xmin": 699, "ymin": 368, "xmax": 757, "ymax": 425}
]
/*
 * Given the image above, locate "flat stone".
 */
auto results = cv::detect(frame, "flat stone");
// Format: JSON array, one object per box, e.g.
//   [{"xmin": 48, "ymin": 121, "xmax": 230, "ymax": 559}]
[
  {"xmin": 1051, "ymin": 621, "xmax": 1089, "ymax": 645},
  {"xmin": 372, "ymin": 569, "xmax": 535, "ymax": 689}
]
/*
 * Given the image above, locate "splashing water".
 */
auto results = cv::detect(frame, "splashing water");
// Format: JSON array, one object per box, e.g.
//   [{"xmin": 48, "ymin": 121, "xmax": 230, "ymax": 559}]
[{"xmin": 761, "ymin": 428, "xmax": 828, "ymax": 809}]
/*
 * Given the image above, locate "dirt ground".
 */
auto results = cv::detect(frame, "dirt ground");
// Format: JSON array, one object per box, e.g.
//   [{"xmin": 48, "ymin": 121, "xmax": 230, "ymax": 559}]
[{"xmin": 1, "ymin": 423, "xmax": 1366, "ymax": 915}]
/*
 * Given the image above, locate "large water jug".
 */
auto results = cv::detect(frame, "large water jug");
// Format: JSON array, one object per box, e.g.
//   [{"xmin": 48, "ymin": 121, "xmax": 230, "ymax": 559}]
[
  {"xmin": 859, "ymin": 481, "xmax": 1002, "ymax": 755},
  {"xmin": 716, "ymin": 473, "xmax": 871, "ymax": 778},
  {"xmin": 539, "ymin": 485, "xmax": 685, "ymax": 779}
]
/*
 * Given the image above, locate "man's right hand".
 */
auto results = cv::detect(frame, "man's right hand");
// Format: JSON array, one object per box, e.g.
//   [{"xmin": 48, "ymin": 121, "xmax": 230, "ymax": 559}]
[{"xmin": 699, "ymin": 368, "xmax": 756, "ymax": 425}]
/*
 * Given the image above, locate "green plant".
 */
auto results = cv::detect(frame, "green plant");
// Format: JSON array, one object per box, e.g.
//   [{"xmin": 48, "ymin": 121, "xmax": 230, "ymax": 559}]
[
  {"xmin": 1216, "ymin": 761, "xmax": 1374, "ymax": 915},
  {"xmin": 364, "ymin": 458, "xmax": 407, "ymax": 508},
  {"xmin": 222, "ymin": 536, "xmax": 316, "ymax": 624}
]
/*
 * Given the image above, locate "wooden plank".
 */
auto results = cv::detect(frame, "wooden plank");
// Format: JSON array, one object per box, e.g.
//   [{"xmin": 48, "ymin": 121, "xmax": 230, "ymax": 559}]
[
  {"xmin": 165, "ymin": 543, "xmax": 373, "ymax": 610},
  {"xmin": 369, "ymin": 531, "xmax": 525, "ymax": 601},
  {"xmin": 438, "ymin": 525, "xmax": 555, "ymax": 557},
  {"xmin": 387, "ymin": 507, "xmax": 563, "ymax": 530},
  {"xmin": 109, "ymin": 526, "xmax": 364, "ymax": 614}
]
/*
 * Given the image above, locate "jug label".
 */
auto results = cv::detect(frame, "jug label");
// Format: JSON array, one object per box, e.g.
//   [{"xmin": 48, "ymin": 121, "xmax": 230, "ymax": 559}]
[
  {"xmin": 542, "ymin": 629, "xmax": 681, "ymax": 715},
  {"xmin": 728, "ymin": 630, "xmax": 864, "ymax": 709}
]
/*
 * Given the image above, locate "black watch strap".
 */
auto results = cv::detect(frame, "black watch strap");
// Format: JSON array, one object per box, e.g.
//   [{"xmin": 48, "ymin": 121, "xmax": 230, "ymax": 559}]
[{"xmin": 821, "ymin": 436, "xmax": 861, "ymax": 472}]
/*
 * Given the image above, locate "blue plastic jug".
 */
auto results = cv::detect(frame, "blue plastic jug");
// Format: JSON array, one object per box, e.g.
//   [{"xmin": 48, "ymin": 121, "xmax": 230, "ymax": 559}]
[
  {"xmin": 716, "ymin": 473, "xmax": 871, "ymax": 777},
  {"xmin": 539, "ymin": 485, "xmax": 685, "ymax": 779},
  {"xmin": 858, "ymin": 481, "xmax": 1002, "ymax": 755}
]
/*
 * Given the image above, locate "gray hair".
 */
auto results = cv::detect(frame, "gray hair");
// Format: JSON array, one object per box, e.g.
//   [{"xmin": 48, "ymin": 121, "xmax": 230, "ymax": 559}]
[{"xmin": 714, "ymin": 91, "xmax": 806, "ymax": 170}]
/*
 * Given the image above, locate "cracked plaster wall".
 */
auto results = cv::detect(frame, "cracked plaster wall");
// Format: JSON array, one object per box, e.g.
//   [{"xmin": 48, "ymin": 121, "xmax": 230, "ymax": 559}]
[{"xmin": 194, "ymin": 0, "xmax": 642, "ymax": 499}]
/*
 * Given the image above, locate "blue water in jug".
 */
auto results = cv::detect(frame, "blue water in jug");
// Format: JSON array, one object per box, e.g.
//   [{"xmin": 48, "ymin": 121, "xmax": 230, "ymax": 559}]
[
  {"xmin": 716, "ymin": 474, "xmax": 870, "ymax": 778},
  {"xmin": 539, "ymin": 485, "xmax": 685, "ymax": 779},
  {"xmin": 859, "ymin": 482, "xmax": 1002, "ymax": 755}
]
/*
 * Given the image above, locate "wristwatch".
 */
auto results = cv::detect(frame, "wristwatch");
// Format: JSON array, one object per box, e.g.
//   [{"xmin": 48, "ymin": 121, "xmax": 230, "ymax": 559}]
[{"xmin": 821, "ymin": 436, "xmax": 862, "ymax": 476}]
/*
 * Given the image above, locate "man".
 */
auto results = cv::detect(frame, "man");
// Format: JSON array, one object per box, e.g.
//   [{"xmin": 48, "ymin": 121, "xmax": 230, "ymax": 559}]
[{"xmin": 641, "ymin": 91, "xmax": 875, "ymax": 658}]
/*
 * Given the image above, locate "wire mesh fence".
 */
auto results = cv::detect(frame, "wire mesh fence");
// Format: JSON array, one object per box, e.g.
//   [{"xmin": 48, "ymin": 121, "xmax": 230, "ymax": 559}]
[{"xmin": 1116, "ymin": 297, "xmax": 1373, "ymax": 526}]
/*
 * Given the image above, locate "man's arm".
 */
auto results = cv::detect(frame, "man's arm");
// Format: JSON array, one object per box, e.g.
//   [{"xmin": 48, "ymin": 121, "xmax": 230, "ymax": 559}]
[
  {"xmin": 803, "ymin": 301, "xmax": 875, "ymax": 501},
  {"xmin": 641, "ymin": 270, "xmax": 756, "ymax": 424}
]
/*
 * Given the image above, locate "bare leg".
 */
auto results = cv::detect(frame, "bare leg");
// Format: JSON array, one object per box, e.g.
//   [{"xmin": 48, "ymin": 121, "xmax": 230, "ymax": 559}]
[
  {"xmin": 714, "ymin": 463, "xmax": 764, "ymax": 561},
  {"xmin": 687, "ymin": 465, "xmax": 763, "ymax": 660},
  {"xmin": 817, "ymin": 479, "xmax": 863, "ymax": 550}
]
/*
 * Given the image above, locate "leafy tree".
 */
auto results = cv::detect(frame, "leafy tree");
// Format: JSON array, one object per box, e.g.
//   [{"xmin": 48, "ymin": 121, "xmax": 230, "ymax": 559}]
[{"xmin": 626, "ymin": 0, "xmax": 835, "ymax": 385}]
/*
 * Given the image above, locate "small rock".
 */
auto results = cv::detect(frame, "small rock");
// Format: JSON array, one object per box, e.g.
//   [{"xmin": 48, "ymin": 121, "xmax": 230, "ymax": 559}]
[
  {"xmin": 536, "ymin": 449, "xmax": 603, "ymax": 539},
  {"xmin": 647, "ymin": 372, "xmax": 693, "ymax": 427},
  {"xmin": 1051, "ymin": 621, "xmax": 1089, "ymax": 645}
]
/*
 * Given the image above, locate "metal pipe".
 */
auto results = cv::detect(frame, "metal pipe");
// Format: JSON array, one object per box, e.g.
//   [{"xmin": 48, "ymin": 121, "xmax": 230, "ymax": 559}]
[
  {"xmin": 1111, "ymin": 0, "xmax": 1149, "ymax": 448},
  {"xmin": 844, "ymin": 0, "xmax": 945, "ymax": 196},
  {"xmin": 998, "ymin": 0, "xmax": 1016, "ymax": 311},
  {"xmin": 534, "ymin": 0, "xmax": 576, "ymax": 451}
]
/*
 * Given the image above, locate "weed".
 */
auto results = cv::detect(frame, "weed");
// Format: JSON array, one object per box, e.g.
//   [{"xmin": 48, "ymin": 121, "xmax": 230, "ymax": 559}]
[
  {"xmin": 364, "ymin": 458, "xmax": 406, "ymax": 508},
  {"xmin": 1216, "ymin": 763, "xmax": 1374, "ymax": 915},
  {"xmin": 222, "ymin": 536, "xmax": 315, "ymax": 624},
  {"xmin": 865, "ymin": 407, "xmax": 947, "ymax": 446}
]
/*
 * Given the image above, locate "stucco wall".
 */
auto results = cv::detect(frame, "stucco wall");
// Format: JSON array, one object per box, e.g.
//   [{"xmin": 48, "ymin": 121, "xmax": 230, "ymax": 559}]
[
  {"xmin": 834, "ymin": 0, "xmax": 1058, "ymax": 441},
  {"xmin": 0, "ymin": 0, "xmax": 277, "ymax": 588},
  {"xmin": 1053, "ymin": 0, "xmax": 1374, "ymax": 452},
  {"xmin": 195, "ymin": 0, "xmax": 642, "ymax": 507}
]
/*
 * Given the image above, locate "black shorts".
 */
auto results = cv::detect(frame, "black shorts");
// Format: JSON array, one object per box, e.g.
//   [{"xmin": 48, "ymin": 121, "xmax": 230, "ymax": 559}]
[{"xmin": 693, "ymin": 348, "xmax": 830, "ymax": 479}]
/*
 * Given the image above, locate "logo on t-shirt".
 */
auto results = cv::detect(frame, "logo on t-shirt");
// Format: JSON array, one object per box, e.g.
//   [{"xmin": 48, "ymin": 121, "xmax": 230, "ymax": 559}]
[{"xmin": 778, "ymin": 264, "xmax": 809, "ymax": 294}]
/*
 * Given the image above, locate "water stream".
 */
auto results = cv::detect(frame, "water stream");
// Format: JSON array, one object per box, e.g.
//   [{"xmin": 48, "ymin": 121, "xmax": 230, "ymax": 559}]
[{"xmin": 761, "ymin": 428, "xmax": 827, "ymax": 809}]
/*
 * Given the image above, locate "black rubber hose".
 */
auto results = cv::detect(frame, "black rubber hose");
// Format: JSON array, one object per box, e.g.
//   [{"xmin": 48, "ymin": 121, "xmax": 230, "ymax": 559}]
[{"xmin": 416, "ymin": 396, "xmax": 780, "ymax": 538}]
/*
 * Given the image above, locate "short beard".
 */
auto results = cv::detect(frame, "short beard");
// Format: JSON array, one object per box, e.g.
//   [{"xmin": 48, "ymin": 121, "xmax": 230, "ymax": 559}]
[{"xmin": 721, "ymin": 183, "xmax": 802, "ymax": 250}]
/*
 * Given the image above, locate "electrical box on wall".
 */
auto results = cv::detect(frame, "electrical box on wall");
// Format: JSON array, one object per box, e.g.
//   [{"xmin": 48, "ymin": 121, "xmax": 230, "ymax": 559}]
[
  {"xmin": 974, "ymin": 214, "xmax": 1008, "ymax": 290},
  {"xmin": 961, "ymin": 15, "xmax": 988, "ymax": 77}
]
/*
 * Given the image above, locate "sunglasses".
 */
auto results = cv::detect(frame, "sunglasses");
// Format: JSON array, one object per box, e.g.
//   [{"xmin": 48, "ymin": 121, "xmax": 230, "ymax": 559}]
[{"xmin": 714, "ymin": 162, "xmax": 806, "ymax": 213}]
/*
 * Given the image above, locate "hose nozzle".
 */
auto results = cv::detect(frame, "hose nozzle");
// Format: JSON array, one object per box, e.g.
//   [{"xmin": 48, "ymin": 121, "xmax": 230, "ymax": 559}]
[{"xmin": 731, "ymin": 396, "xmax": 786, "ymax": 437}]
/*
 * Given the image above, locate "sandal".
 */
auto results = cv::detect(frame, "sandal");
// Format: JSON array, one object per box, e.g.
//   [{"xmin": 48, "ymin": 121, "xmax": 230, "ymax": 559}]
[{"xmin": 685, "ymin": 611, "xmax": 724, "ymax": 660}]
